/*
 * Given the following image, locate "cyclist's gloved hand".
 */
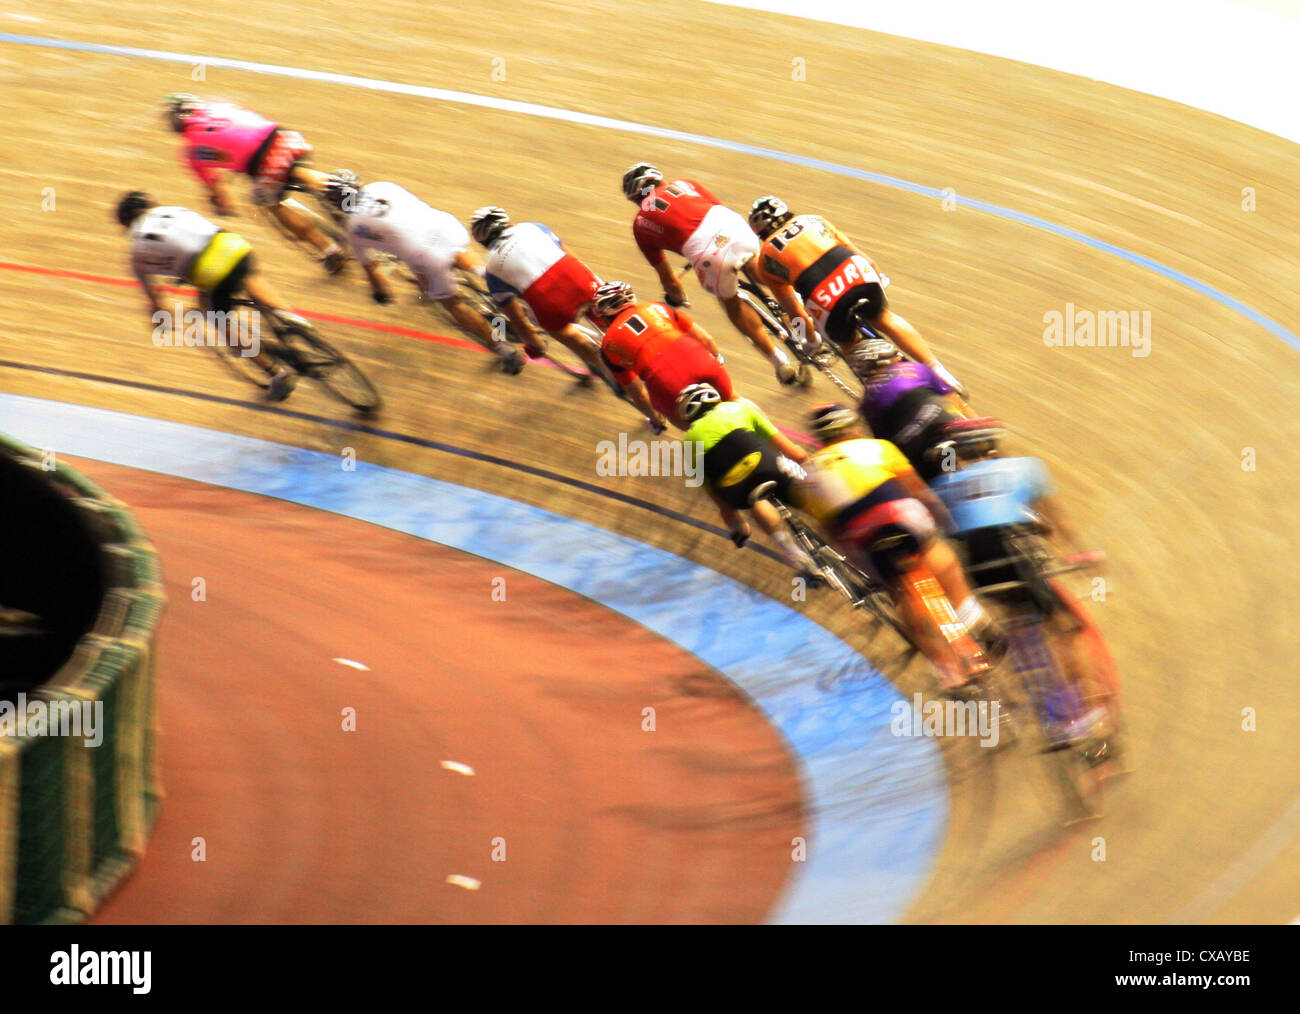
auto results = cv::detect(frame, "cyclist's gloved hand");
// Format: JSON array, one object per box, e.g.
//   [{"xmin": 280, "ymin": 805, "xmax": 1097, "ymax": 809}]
[
  {"xmin": 371, "ymin": 290, "xmax": 393, "ymax": 305},
  {"xmin": 930, "ymin": 360, "xmax": 968, "ymax": 400},
  {"xmin": 664, "ymin": 290, "xmax": 690, "ymax": 309}
]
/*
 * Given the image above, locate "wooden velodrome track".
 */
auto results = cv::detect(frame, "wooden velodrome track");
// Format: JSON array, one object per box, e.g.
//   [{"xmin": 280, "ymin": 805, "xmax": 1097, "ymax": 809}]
[{"xmin": 3, "ymin": 0, "xmax": 1299, "ymax": 922}]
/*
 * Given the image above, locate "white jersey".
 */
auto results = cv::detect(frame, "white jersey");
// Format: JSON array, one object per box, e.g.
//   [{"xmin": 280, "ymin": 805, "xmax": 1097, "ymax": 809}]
[
  {"xmin": 129, "ymin": 206, "xmax": 220, "ymax": 281},
  {"xmin": 345, "ymin": 182, "xmax": 469, "ymax": 299}
]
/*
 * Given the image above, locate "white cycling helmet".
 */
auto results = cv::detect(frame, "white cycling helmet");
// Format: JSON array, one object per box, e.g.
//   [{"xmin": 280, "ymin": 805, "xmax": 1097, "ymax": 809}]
[
  {"xmin": 592, "ymin": 281, "xmax": 636, "ymax": 318},
  {"xmin": 676, "ymin": 383, "xmax": 722, "ymax": 423}
]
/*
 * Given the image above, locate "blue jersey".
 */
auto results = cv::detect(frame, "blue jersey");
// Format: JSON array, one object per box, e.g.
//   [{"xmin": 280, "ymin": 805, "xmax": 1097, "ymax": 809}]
[{"xmin": 929, "ymin": 457, "xmax": 1053, "ymax": 534}]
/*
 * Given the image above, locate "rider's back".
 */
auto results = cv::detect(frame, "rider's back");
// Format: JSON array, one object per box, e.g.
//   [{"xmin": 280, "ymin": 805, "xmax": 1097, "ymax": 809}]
[
  {"xmin": 797, "ymin": 437, "xmax": 911, "ymax": 524},
  {"xmin": 130, "ymin": 206, "xmax": 220, "ymax": 279},
  {"xmin": 683, "ymin": 398, "xmax": 773, "ymax": 452},
  {"xmin": 929, "ymin": 456, "xmax": 1052, "ymax": 535},
  {"xmin": 757, "ymin": 214, "xmax": 849, "ymax": 287},
  {"xmin": 181, "ymin": 103, "xmax": 278, "ymax": 177},
  {"xmin": 349, "ymin": 182, "xmax": 455, "ymax": 260}
]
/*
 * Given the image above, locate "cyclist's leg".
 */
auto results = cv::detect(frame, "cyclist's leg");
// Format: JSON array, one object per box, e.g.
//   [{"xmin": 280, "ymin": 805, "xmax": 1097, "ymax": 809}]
[
  {"xmin": 873, "ymin": 307, "xmax": 934, "ymax": 366},
  {"xmin": 288, "ymin": 164, "xmax": 331, "ymax": 194},
  {"xmin": 212, "ymin": 257, "xmax": 294, "ymax": 395},
  {"xmin": 453, "ymin": 249, "xmax": 486, "ymax": 275},
  {"xmin": 438, "ymin": 293, "xmax": 521, "ymax": 371},
  {"xmin": 920, "ymin": 536, "xmax": 992, "ymax": 637},
  {"xmin": 253, "ymin": 145, "xmax": 338, "ymax": 260}
]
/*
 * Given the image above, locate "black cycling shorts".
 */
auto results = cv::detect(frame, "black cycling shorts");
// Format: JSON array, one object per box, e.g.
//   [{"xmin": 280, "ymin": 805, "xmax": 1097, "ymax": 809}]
[
  {"xmin": 702, "ymin": 428, "xmax": 805, "ymax": 510},
  {"xmin": 870, "ymin": 386, "xmax": 964, "ymax": 480},
  {"xmin": 207, "ymin": 251, "xmax": 254, "ymax": 314},
  {"xmin": 824, "ymin": 281, "xmax": 887, "ymax": 346}
]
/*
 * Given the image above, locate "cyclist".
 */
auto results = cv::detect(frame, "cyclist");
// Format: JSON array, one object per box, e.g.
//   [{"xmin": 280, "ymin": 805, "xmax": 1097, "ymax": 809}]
[
  {"xmin": 594, "ymin": 281, "xmax": 737, "ymax": 433},
  {"xmin": 792, "ymin": 403, "xmax": 999, "ymax": 686},
  {"xmin": 852, "ymin": 338, "xmax": 972, "ymax": 480},
  {"xmin": 621, "ymin": 163, "xmax": 799, "ymax": 386},
  {"xmin": 321, "ymin": 174, "xmax": 524, "ymax": 374},
  {"xmin": 747, "ymin": 195, "xmax": 966, "ymax": 396},
  {"xmin": 926, "ymin": 420, "xmax": 1108, "ymax": 746},
  {"xmin": 677, "ymin": 384, "xmax": 821, "ymax": 582},
  {"xmin": 116, "ymin": 190, "xmax": 295, "ymax": 401},
  {"xmin": 469, "ymin": 206, "xmax": 653, "ymax": 407},
  {"xmin": 163, "ymin": 94, "xmax": 346, "ymax": 274}
]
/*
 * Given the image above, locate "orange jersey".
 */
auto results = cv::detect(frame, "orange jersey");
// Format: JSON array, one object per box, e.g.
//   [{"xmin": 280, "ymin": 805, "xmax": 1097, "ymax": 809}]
[
  {"xmin": 600, "ymin": 301, "xmax": 695, "ymax": 377},
  {"xmin": 754, "ymin": 214, "xmax": 855, "ymax": 295}
]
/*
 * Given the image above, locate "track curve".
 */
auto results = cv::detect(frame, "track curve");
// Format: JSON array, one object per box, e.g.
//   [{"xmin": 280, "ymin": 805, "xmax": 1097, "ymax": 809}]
[{"xmin": 3, "ymin": 0, "xmax": 1300, "ymax": 922}]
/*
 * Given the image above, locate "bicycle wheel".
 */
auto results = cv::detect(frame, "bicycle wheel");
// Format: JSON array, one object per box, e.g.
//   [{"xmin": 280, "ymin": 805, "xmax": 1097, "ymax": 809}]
[
  {"xmin": 206, "ymin": 301, "xmax": 279, "ymax": 393},
  {"xmin": 274, "ymin": 314, "xmax": 382, "ymax": 414},
  {"xmin": 1004, "ymin": 619, "xmax": 1106, "ymax": 820}
]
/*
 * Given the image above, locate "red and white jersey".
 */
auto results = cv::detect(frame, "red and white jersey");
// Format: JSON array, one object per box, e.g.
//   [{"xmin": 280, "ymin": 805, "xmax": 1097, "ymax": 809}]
[
  {"xmin": 484, "ymin": 223, "xmax": 569, "ymax": 299},
  {"xmin": 129, "ymin": 206, "xmax": 220, "ymax": 281},
  {"xmin": 632, "ymin": 179, "xmax": 722, "ymax": 257}
]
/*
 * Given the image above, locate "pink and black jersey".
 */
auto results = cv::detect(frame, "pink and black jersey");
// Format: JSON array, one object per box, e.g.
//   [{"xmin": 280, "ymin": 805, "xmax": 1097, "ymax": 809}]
[{"xmin": 180, "ymin": 102, "xmax": 279, "ymax": 186}]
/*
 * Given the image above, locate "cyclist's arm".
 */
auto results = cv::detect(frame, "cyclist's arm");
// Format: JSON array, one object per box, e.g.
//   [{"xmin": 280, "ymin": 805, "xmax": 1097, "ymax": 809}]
[
  {"xmin": 206, "ymin": 172, "xmax": 238, "ymax": 217},
  {"xmin": 132, "ymin": 265, "xmax": 167, "ymax": 315},
  {"xmin": 364, "ymin": 257, "xmax": 395, "ymax": 303},
  {"xmin": 770, "ymin": 430, "xmax": 808, "ymax": 463},
  {"xmin": 501, "ymin": 297, "xmax": 545, "ymax": 354},
  {"xmin": 1033, "ymin": 494, "xmax": 1082, "ymax": 553},
  {"xmin": 768, "ymin": 279, "xmax": 817, "ymax": 344},
  {"xmin": 645, "ymin": 248, "xmax": 686, "ymax": 305}
]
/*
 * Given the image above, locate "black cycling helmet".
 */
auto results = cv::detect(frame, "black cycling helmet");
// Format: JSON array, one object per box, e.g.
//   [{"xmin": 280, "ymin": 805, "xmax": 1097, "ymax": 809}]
[
  {"xmin": 116, "ymin": 191, "xmax": 154, "ymax": 228},
  {"xmin": 748, "ymin": 195, "xmax": 792, "ymax": 239},
  {"xmin": 470, "ymin": 206, "xmax": 511, "ymax": 247},
  {"xmin": 163, "ymin": 93, "xmax": 202, "ymax": 133}
]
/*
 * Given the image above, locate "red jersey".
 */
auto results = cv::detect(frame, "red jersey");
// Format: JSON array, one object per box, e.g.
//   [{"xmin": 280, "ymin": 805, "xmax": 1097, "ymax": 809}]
[
  {"xmin": 632, "ymin": 179, "xmax": 721, "ymax": 258},
  {"xmin": 600, "ymin": 301, "xmax": 734, "ymax": 428},
  {"xmin": 601, "ymin": 302, "xmax": 694, "ymax": 380}
]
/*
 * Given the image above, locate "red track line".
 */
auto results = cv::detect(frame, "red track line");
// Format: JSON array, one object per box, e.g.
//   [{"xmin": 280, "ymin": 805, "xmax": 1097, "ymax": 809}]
[
  {"xmin": 2, "ymin": 259, "xmax": 492, "ymax": 357},
  {"xmin": 2, "ymin": 258, "xmax": 818, "ymax": 441}
]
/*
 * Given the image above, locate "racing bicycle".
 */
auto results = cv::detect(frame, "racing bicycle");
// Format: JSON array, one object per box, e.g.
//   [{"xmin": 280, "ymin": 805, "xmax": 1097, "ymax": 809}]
[
  {"xmin": 676, "ymin": 263, "xmax": 862, "ymax": 397},
  {"xmin": 213, "ymin": 298, "xmax": 382, "ymax": 414},
  {"xmin": 747, "ymin": 480, "xmax": 993, "ymax": 694},
  {"xmin": 963, "ymin": 526, "xmax": 1123, "ymax": 820}
]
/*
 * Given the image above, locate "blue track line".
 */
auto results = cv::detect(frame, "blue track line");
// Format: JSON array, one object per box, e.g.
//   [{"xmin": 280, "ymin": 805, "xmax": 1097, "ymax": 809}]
[
  {"xmin": 4, "ymin": 31, "xmax": 1297, "ymax": 353},
  {"xmin": 0, "ymin": 392, "xmax": 949, "ymax": 924}
]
